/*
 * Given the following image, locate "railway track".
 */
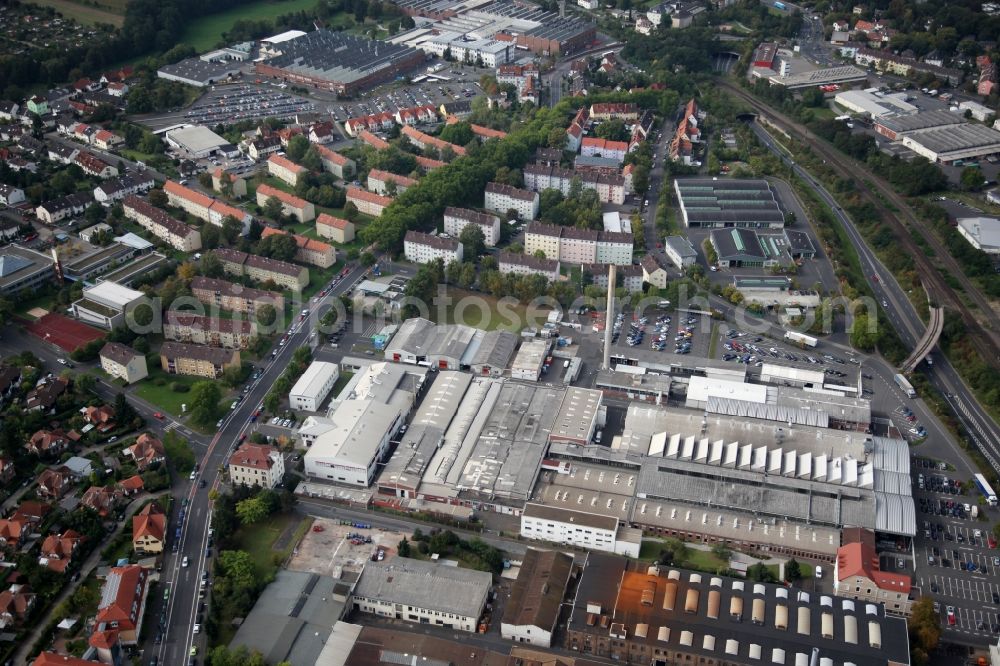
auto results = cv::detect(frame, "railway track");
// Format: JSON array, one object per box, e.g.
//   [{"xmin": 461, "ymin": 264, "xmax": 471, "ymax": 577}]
[{"xmin": 719, "ymin": 81, "xmax": 1000, "ymax": 370}]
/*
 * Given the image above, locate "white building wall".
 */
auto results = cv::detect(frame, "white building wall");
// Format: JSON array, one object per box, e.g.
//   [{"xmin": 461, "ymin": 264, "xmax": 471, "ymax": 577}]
[
  {"xmin": 353, "ymin": 597, "xmax": 479, "ymax": 632},
  {"xmin": 520, "ymin": 514, "xmax": 617, "ymax": 553},
  {"xmin": 289, "ymin": 362, "xmax": 340, "ymax": 411},
  {"xmin": 501, "ymin": 622, "xmax": 554, "ymax": 647},
  {"xmin": 404, "ymin": 239, "xmax": 463, "ymax": 264},
  {"xmin": 596, "ymin": 240, "xmax": 633, "ymax": 265}
]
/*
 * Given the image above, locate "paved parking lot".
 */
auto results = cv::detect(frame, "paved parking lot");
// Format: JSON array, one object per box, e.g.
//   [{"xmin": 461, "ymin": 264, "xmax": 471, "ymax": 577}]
[
  {"xmin": 606, "ymin": 307, "xmax": 714, "ymax": 359},
  {"xmin": 288, "ymin": 517, "xmax": 404, "ymax": 578},
  {"xmin": 911, "ymin": 459, "xmax": 1000, "ymax": 641},
  {"xmin": 331, "ymin": 70, "xmax": 484, "ymax": 123}
]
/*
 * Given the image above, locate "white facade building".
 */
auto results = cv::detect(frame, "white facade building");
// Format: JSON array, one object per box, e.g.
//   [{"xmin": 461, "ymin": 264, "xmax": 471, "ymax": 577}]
[
  {"xmin": 288, "ymin": 361, "xmax": 340, "ymax": 412},
  {"xmin": 957, "ymin": 217, "xmax": 1000, "ymax": 255},
  {"xmin": 520, "ymin": 502, "xmax": 641, "ymax": 557},
  {"xmin": 443, "ymin": 207, "xmax": 501, "ymax": 247},
  {"xmin": 664, "ymin": 235, "xmax": 698, "ymax": 269},
  {"xmin": 403, "ymin": 230, "xmax": 463, "ymax": 264},
  {"xmin": 484, "ymin": 182, "xmax": 539, "ymax": 221},
  {"xmin": 303, "ymin": 398, "xmax": 404, "ymax": 486}
]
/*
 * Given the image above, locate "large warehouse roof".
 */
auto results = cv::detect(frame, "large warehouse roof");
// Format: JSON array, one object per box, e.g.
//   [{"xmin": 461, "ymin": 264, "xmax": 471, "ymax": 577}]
[
  {"xmin": 903, "ymin": 122, "xmax": 1000, "ymax": 159},
  {"xmin": 165, "ymin": 125, "xmax": 229, "ymax": 155},
  {"xmin": 354, "ymin": 559, "xmax": 491, "ymax": 619},
  {"xmin": 674, "ymin": 178, "xmax": 786, "ymax": 229},
  {"xmin": 875, "ymin": 108, "xmax": 965, "ymax": 135},
  {"xmin": 260, "ymin": 30, "xmax": 423, "ymax": 85}
]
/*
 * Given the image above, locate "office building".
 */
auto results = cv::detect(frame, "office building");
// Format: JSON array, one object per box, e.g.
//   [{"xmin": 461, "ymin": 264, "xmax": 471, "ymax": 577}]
[
  {"xmin": 289, "ymin": 361, "xmax": 340, "ymax": 411},
  {"xmin": 520, "ymin": 503, "xmax": 641, "ymax": 557}
]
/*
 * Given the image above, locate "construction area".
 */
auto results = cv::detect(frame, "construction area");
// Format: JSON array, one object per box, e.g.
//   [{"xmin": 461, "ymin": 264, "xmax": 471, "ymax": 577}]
[{"xmin": 287, "ymin": 517, "xmax": 404, "ymax": 579}]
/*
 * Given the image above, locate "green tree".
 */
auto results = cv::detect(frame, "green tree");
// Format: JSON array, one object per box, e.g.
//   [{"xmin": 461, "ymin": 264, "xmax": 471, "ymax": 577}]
[
  {"xmin": 200, "ymin": 251, "xmax": 223, "ymax": 278},
  {"xmin": 785, "ymin": 558, "xmax": 802, "ymax": 582},
  {"xmin": 850, "ymin": 312, "xmax": 877, "ymax": 351},
  {"xmin": 218, "ymin": 549, "xmax": 257, "ymax": 590},
  {"xmin": 221, "ymin": 215, "xmax": 243, "ymax": 244},
  {"xmin": 201, "ymin": 224, "xmax": 221, "ymax": 249},
  {"xmin": 163, "ymin": 430, "xmax": 195, "ymax": 472},
  {"xmin": 84, "ymin": 202, "xmax": 106, "ymax": 226},
  {"xmin": 960, "ymin": 166, "xmax": 985, "ymax": 191},
  {"xmin": 398, "ymin": 537, "xmax": 411, "ymax": 557},
  {"xmin": 459, "ymin": 223, "xmax": 486, "ymax": 259},
  {"xmin": 256, "ymin": 303, "xmax": 277, "ymax": 327},
  {"xmin": 286, "ymin": 135, "xmax": 310, "ymax": 162},
  {"xmin": 236, "ymin": 496, "xmax": 269, "ymax": 523},
  {"xmin": 360, "ymin": 251, "xmax": 376, "ymax": 267},
  {"xmin": 263, "ymin": 196, "xmax": 284, "ymax": 220},
  {"xmin": 909, "ymin": 596, "xmax": 941, "ymax": 654},
  {"xmin": 148, "ymin": 188, "xmax": 168, "ymax": 208},
  {"xmin": 189, "ymin": 381, "xmax": 222, "ymax": 428}
]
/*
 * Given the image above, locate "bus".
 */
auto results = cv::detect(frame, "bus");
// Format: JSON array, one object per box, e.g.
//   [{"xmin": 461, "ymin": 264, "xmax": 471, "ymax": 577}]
[
  {"xmin": 974, "ymin": 473, "xmax": 998, "ymax": 507},
  {"xmin": 894, "ymin": 373, "xmax": 916, "ymax": 398}
]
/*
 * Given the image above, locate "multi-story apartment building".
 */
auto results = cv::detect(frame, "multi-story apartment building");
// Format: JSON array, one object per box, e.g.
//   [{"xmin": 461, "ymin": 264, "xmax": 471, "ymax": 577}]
[
  {"xmin": 256, "ymin": 183, "xmax": 316, "ymax": 222},
  {"xmin": 163, "ymin": 180, "xmax": 252, "ymax": 229},
  {"xmin": 211, "ymin": 168, "xmax": 248, "ymax": 198},
  {"xmin": 159, "ymin": 341, "xmax": 241, "ymax": 379},
  {"xmin": 213, "ymin": 248, "xmax": 309, "ymax": 291},
  {"xmin": 580, "ymin": 137, "xmax": 628, "ymax": 163},
  {"xmin": 228, "ymin": 442, "xmax": 285, "ymax": 488},
  {"xmin": 525, "ymin": 222, "xmax": 633, "ymax": 265},
  {"xmin": 314, "ymin": 144, "xmax": 355, "ymax": 179},
  {"xmin": 588, "ymin": 102, "xmax": 639, "ymax": 121},
  {"xmin": 266, "ymin": 154, "xmax": 307, "ymax": 186},
  {"xmin": 403, "ymin": 230, "xmax": 463, "ymax": 264},
  {"xmin": 346, "ymin": 186, "xmax": 393, "ymax": 217},
  {"xmin": 560, "ymin": 227, "xmax": 599, "ymax": 264},
  {"xmin": 497, "ymin": 251, "xmax": 560, "ymax": 281},
  {"xmin": 260, "ymin": 227, "xmax": 336, "ymax": 268},
  {"xmin": 122, "ymin": 196, "xmax": 202, "ymax": 252},
  {"xmin": 93, "ymin": 173, "xmax": 155, "ymax": 204},
  {"xmin": 401, "ymin": 125, "xmax": 466, "ymax": 157},
  {"xmin": 443, "ymin": 207, "xmax": 501, "ymax": 247},
  {"xmin": 316, "ymin": 213, "xmax": 356, "ymax": 243},
  {"xmin": 98, "ymin": 342, "xmax": 148, "ymax": 384},
  {"xmin": 367, "ymin": 169, "xmax": 417, "ymax": 195},
  {"xmin": 91, "ymin": 565, "xmax": 149, "ymax": 647},
  {"xmin": 190, "ymin": 276, "xmax": 285, "ymax": 314},
  {"xmin": 595, "ymin": 230, "xmax": 633, "ymax": 265},
  {"xmin": 523, "ymin": 163, "xmax": 626, "ymax": 204},
  {"xmin": 248, "ymin": 135, "xmax": 282, "ymax": 161},
  {"xmin": 163, "ymin": 312, "xmax": 257, "ymax": 349},
  {"xmin": 484, "ymin": 182, "xmax": 539, "ymax": 221},
  {"xmin": 524, "ymin": 222, "xmax": 562, "ymax": 259}
]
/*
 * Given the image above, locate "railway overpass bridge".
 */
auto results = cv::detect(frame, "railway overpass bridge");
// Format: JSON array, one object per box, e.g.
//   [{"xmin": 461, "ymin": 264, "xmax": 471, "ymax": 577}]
[{"xmin": 900, "ymin": 306, "xmax": 944, "ymax": 373}]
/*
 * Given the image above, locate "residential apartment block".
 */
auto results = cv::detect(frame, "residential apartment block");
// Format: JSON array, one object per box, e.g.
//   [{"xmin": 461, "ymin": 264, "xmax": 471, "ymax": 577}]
[
  {"xmin": 163, "ymin": 180, "xmax": 252, "ymax": 229},
  {"xmin": 256, "ymin": 183, "xmax": 316, "ymax": 222},
  {"xmin": 98, "ymin": 342, "xmax": 148, "ymax": 384},
  {"xmin": 159, "ymin": 341, "xmax": 240, "ymax": 379},
  {"xmin": 266, "ymin": 154, "xmax": 307, "ymax": 186},
  {"xmin": 315, "ymin": 144, "xmax": 355, "ymax": 179},
  {"xmin": 213, "ymin": 248, "xmax": 309, "ymax": 291},
  {"xmin": 190, "ymin": 276, "xmax": 285, "ymax": 315},
  {"xmin": 93, "ymin": 173, "xmax": 155, "ymax": 204},
  {"xmin": 580, "ymin": 137, "xmax": 628, "ymax": 163},
  {"xmin": 260, "ymin": 227, "xmax": 336, "ymax": 268},
  {"xmin": 443, "ymin": 207, "xmax": 501, "ymax": 247},
  {"xmin": 36, "ymin": 193, "xmax": 91, "ymax": 224},
  {"xmin": 346, "ymin": 186, "xmax": 393, "ymax": 217},
  {"xmin": 164, "ymin": 311, "xmax": 257, "ymax": 349},
  {"xmin": 211, "ymin": 168, "xmax": 248, "ymax": 198},
  {"xmin": 403, "ymin": 230, "xmax": 463, "ymax": 264},
  {"xmin": 367, "ymin": 169, "xmax": 417, "ymax": 196},
  {"xmin": 484, "ymin": 182, "xmax": 539, "ymax": 221},
  {"xmin": 401, "ymin": 125, "xmax": 466, "ymax": 157},
  {"xmin": 316, "ymin": 213, "xmax": 356, "ymax": 243},
  {"xmin": 122, "ymin": 196, "xmax": 202, "ymax": 252},
  {"xmin": 589, "ymin": 102, "xmax": 639, "ymax": 121},
  {"xmin": 228, "ymin": 442, "xmax": 285, "ymax": 488},
  {"xmin": 523, "ymin": 162, "xmax": 626, "ymax": 204},
  {"xmin": 498, "ymin": 251, "xmax": 560, "ymax": 281},
  {"xmin": 524, "ymin": 222, "xmax": 634, "ymax": 265}
]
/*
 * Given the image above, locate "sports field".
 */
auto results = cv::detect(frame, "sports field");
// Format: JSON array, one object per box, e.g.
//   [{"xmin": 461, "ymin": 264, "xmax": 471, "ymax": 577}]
[{"xmin": 25, "ymin": 313, "xmax": 105, "ymax": 352}]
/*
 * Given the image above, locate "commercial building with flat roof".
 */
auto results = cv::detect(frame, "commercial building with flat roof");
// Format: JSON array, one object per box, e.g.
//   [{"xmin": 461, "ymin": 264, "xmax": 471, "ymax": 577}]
[
  {"xmin": 72, "ymin": 280, "xmax": 146, "ymax": 329},
  {"xmin": 957, "ymin": 216, "xmax": 1000, "ymax": 255},
  {"xmin": 873, "ymin": 108, "xmax": 965, "ymax": 141},
  {"xmin": 834, "ymin": 90, "xmax": 917, "ymax": 118},
  {"xmin": 165, "ymin": 125, "xmax": 230, "ymax": 158},
  {"xmin": 289, "ymin": 361, "xmax": 340, "ymax": 412},
  {"xmin": 157, "ymin": 57, "xmax": 242, "ymax": 87},
  {"xmin": 521, "ymin": 502, "xmax": 641, "ymax": 557},
  {"xmin": 0, "ymin": 245, "xmax": 55, "ymax": 296},
  {"xmin": 566, "ymin": 553, "xmax": 910, "ymax": 666},
  {"xmin": 230, "ymin": 570, "xmax": 350, "ymax": 665},
  {"xmin": 511, "ymin": 338, "xmax": 549, "ymax": 382},
  {"xmin": 254, "ymin": 30, "xmax": 426, "ymax": 96},
  {"xmin": 663, "ymin": 235, "xmax": 698, "ymax": 269},
  {"xmin": 353, "ymin": 559, "xmax": 491, "ymax": 632},
  {"xmin": 768, "ymin": 64, "xmax": 868, "ymax": 89},
  {"xmin": 900, "ymin": 123, "xmax": 1000, "ymax": 163},
  {"xmin": 675, "ymin": 178, "xmax": 785, "ymax": 229}
]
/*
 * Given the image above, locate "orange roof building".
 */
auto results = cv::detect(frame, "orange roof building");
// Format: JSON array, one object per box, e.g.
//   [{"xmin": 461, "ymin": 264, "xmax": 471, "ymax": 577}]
[
  {"xmin": 93, "ymin": 564, "xmax": 149, "ymax": 645},
  {"xmin": 260, "ymin": 226, "xmax": 336, "ymax": 268},
  {"xmin": 132, "ymin": 502, "xmax": 166, "ymax": 555},
  {"xmin": 834, "ymin": 528, "xmax": 913, "ymax": 616},
  {"xmin": 39, "ymin": 530, "xmax": 83, "ymax": 573},
  {"xmin": 256, "ymin": 183, "xmax": 316, "ymax": 223},
  {"xmin": 316, "ymin": 213, "xmax": 356, "ymax": 244},
  {"xmin": 33, "ymin": 652, "xmax": 104, "ymax": 666}
]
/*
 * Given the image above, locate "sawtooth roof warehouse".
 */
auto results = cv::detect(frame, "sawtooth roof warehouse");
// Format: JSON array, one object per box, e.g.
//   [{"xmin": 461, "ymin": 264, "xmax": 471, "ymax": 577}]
[{"xmin": 254, "ymin": 30, "xmax": 427, "ymax": 96}]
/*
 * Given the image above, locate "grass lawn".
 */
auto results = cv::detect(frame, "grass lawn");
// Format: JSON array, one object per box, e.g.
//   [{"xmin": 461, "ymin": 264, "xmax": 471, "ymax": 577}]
[
  {"xmin": 331, "ymin": 371, "xmax": 354, "ymax": 398},
  {"xmin": 431, "ymin": 287, "xmax": 549, "ymax": 331},
  {"xmin": 638, "ymin": 538, "xmax": 730, "ymax": 574},
  {"xmin": 235, "ymin": 512, "xmax": 311, "ymax": 577},
  {"xmin": 29, "ymin": 0, "xmax": 124, "ymax": 25},
  {"xmin": 179, "ymin": 0, "xmax": 326, "ymax": 51},
  {"xmin": 133, "ymin": 367, "xmax": 207, "ymax": 417}
]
